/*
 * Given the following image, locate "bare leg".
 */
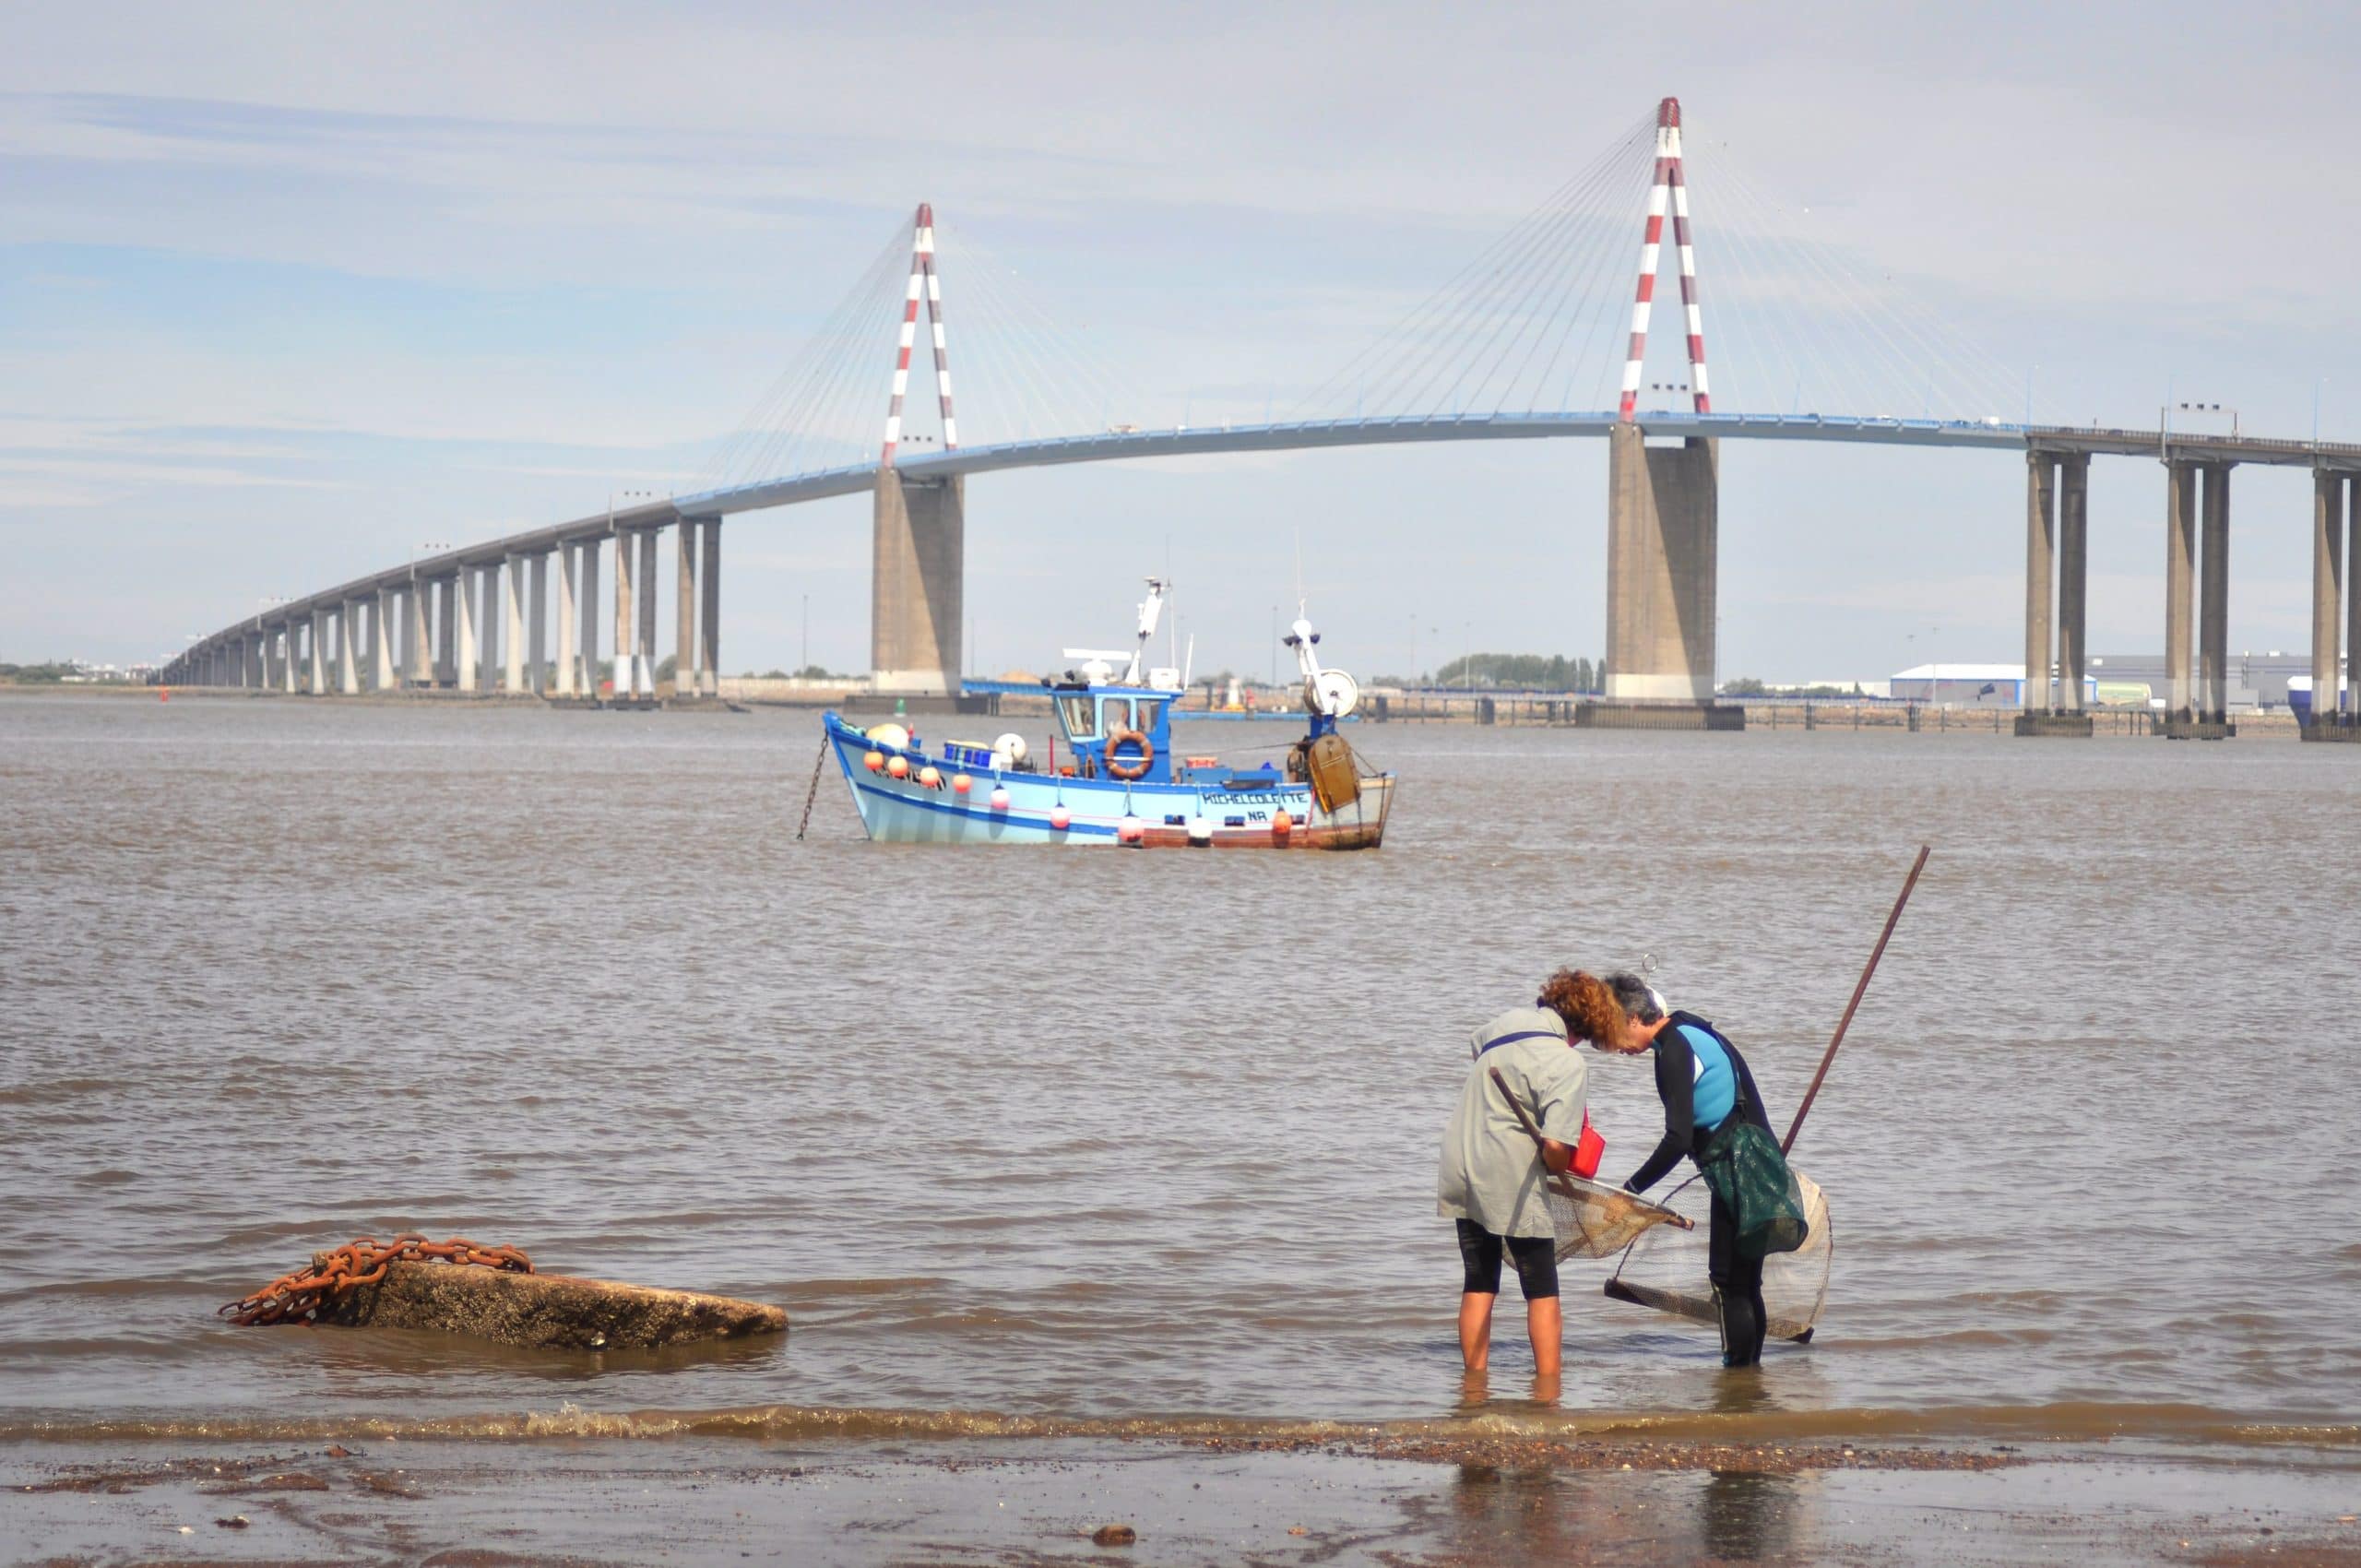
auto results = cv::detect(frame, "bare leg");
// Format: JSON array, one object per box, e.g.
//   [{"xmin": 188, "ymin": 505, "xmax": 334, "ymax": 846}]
[
  {"xmin": 1526, "ymin": 1296, "xmax": 1562, "ymax": 1380},
  {"xmin": 1457, "ymin": 1291, "xmax": 1496, "ymax": 1372}
]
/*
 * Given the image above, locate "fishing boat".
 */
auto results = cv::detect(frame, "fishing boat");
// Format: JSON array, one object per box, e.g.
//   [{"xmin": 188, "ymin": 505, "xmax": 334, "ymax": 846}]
[{"xmin": 821, "ymin": 580, "xmax": 1394, "ymax": 848}]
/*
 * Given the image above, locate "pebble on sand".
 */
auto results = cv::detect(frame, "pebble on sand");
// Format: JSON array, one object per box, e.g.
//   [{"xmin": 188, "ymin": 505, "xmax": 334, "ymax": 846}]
[{"xmin": 1090, "ymin": 1523, "xmax": 1137, "ymax": 1546}]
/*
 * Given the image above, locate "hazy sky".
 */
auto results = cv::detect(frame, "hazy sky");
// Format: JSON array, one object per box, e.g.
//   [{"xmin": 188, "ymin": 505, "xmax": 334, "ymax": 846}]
[{"xmin": 6, "ymin": 2, "xmax": 2358, "ymax": 679}]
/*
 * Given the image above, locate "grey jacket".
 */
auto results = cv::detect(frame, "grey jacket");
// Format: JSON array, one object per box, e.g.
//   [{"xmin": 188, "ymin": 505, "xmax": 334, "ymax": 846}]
[{"xmin": 1436, "ymin": 1006, "xmax": 1589, "ymax": 1241}]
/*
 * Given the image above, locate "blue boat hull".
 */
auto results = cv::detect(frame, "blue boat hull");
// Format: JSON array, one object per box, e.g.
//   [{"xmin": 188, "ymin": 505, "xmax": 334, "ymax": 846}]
[{"xmin": 822, "ymin": 713, "xmax": 1392, "ymax": 849}]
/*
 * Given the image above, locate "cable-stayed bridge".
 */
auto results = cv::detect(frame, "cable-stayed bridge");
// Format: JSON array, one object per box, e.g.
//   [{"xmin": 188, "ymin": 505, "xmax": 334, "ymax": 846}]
[{"xmin": 160, "ymin": 101, "xmax": 2361, "ymax": 740}]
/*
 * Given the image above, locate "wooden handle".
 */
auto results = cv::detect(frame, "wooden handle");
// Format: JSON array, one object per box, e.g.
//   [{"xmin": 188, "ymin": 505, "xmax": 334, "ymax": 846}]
[{"xmin": 1781, "ymin": 844, "xmax": 1931, "ymax": 1155}]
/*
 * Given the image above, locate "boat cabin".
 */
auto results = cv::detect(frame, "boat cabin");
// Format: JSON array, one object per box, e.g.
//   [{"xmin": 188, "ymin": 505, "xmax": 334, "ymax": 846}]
[{"xmin": 1050, "ymin": 683, "xmax": 1184, "ymax": 784}]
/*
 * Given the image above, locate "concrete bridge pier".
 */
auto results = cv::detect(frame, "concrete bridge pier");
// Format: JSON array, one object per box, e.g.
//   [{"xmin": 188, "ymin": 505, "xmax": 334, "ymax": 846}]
[
  {"xmin": 872, "ymin": 472, "xmax": 965, "ymax": 696},
  {"xmin": 475, "ymin": 564, "xmax": 502, "ymax": 693},
  {"xmin": 244, "ymin": 631, "xmax": 263, "ymax": 689},
  {"xmin": 2301, "ymin": 470, "xmax": 2359, "ymax": 742},
  {"xmin": 338, "ymin": 602, "xmax": 362, "ymax": 695},
  {"xmin": 636, "ymin": 529, "xmax": 658, "ymax": 699},
  {"xmin": 2157, "ymin": 460, "xmax": 2234, "ymax": 740},
  {"xmin": 554, "ymin": 543, "xmax": 578, "ymax": 697},
  {"xmin": 1582, "ymin": 426, "xmax": 1737, "ymax": 730},
  {"xmin": 502, "ymin": 554, "xmax": 526, "ymax": 693},
  {"xmin": 2201, "ymin": 465, "xmax": 2231, "ymax": 725},
  {"xmin": 2016, "ymin": 452, "xmax": 2093, "ymax": 736},
  {"xmin": 698, "ymin": 518, "xmax": 721, "ymax": 697},
  {"xmin": 406, "ymin": 581, "xmax": 431, "ymax": 687},
  {"xmin": 675, "ymin": 520, "xmax": 698, "ymax": 698},
  {"xmin": 373, "ymin": 588, "xmax": 396, "ymax": 691},
  {"xmin": 455, "ymin": 570, "xmax": 479, "ymax": 694},
  {"xmin": 611, "ymin": 531, "xmax": 634, "ymax": 701},
  {"xmin": 434, "ymin": 576, "xmax": 457, "ymax": 687},
  {"xmin": 307, "ymin": 609, "xmax": 326, "ymax": 695},
  {"xmin": 528, "ymin": 552, "xmax": 549, "ymax": 695},
  {"xmin": 578, "ymin": 539, "xmax": 600, "ymax": 699}
]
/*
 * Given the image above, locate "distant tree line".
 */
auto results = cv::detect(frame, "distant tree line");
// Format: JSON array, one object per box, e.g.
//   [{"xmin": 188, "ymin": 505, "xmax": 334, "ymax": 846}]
[{"xmin": 1371, "ymin": 653, "xmax": 1603, "ymax": 691}]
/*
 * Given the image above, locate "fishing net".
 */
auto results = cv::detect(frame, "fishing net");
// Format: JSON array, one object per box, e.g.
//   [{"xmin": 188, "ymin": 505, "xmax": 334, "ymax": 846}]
[
  {"xmin": 1603, "ymin": 1169, "xmax": 1833, "ymax": 1342},
  {"xmin": 1542, "ymin": 1173, "xmax": 1692, "ymax": 1261}
]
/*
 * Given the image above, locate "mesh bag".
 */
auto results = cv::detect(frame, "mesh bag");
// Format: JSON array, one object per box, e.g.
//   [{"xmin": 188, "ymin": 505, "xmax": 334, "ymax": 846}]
[
  {"xmin": 1541, "ymin": 1173, "xmax": 1691, "ymax": 1261},
  {"xmin": 1604, "ymin": 1169, "xmax": 1832, "ymax": 1341}
]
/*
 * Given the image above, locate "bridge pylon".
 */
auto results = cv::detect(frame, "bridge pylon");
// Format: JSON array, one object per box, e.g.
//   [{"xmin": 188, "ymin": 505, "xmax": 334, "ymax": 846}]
[
  {"xmin": 872, "ymin": 202, "xmax": 967, "ymax": 697},
  {"xmin": 1589, "ymin": 98, "xmax": 1730, "ymax": 726}
]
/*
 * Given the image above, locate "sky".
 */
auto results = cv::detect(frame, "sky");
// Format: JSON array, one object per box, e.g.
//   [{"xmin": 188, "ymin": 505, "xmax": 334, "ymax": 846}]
[{"xmin": 6, "ymin": 1, "xmax": 2359, "ymax": 681}]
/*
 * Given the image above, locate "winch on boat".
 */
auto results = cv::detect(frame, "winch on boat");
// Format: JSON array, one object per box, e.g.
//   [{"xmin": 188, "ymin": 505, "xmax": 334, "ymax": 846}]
[{"xmin": 815, "ymin": 578, "xmax": 1394, "ymax": 849}]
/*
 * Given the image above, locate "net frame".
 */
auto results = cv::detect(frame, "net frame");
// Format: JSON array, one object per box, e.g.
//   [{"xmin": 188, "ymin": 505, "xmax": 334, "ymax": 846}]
[{"xmin": 1603, "ymin": 1168, "xmax": 1832, "ymax": 1341}]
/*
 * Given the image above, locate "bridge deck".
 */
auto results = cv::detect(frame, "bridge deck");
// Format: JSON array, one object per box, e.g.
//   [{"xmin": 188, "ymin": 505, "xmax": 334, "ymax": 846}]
[{"xmin": 177, "ymin": 410, "xmax": 2361, "ymax": 658}]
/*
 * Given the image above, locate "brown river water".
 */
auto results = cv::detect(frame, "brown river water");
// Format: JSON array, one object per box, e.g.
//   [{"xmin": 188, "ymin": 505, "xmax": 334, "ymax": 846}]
[{"xmin": 4, "ymin": 694, "xmax": 2358, "ymax": 1451}]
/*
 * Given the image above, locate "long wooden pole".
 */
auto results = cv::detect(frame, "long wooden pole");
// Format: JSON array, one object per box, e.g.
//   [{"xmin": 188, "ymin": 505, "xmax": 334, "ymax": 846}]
[{"xmin": 1780, "ymin": 844, "xmax": 1931, "ymax": 1155}]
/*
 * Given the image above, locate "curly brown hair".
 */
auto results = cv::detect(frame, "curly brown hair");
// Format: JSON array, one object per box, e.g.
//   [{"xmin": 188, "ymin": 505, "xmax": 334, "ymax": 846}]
[{"xmin": 1537, "ymin": 968, "xmax": 1625, "ymax": 1046}]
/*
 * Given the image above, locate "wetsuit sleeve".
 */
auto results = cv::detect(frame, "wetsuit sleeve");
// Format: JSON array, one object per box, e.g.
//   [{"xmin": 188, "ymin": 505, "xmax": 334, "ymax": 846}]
[{"xmin": 1623, "ymin": 1036, "xmax": 1694, "ymax": 1194}]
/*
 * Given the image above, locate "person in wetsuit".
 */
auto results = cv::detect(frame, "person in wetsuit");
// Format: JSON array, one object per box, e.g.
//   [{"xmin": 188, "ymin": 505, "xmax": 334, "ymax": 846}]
[{"xmin": 1546, "ymin": 968, "xmax": 1777, "ymax": 1369}]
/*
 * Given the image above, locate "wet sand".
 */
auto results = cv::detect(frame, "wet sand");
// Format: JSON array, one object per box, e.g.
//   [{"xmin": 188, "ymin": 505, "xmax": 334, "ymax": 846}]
[{"xmin": 8, "ymin": 1434, "xmax": 2359, "ymax": 1567}]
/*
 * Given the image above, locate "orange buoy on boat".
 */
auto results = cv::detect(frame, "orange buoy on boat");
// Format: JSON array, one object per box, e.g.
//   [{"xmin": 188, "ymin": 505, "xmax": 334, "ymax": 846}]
[{"xmin": 864, "ymin": 750, "xmax": 885, "ymax": 773}]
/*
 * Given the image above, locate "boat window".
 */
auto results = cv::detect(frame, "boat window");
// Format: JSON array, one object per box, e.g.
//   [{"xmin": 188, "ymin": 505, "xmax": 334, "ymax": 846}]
[
  {"xmin": 1059, "ymin": 695, "xmax": 1097, "ymax": 738},
  {"xmin": 1098, "ymin": 697, "xmax": 1134, "ymax": 732},
  {"xmin": 1133, "ymin": 699, "xmax": 1163, "ymax": 732}
]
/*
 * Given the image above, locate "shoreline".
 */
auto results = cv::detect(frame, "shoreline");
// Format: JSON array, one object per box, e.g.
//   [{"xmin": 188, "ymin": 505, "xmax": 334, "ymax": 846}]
[{"xmin": 7, "ymin": 1430, "xmax": 2357, "ymax": 1566}]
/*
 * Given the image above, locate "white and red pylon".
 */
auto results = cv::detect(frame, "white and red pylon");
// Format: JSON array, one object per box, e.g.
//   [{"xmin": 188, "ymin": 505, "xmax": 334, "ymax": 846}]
[
  {"xmin": 1616, "ymin": 98, "xmax": 1712, "ymax": 423},
  {"xmin": 881, "ymin": 202, "xmax": 959, "ymax": 467}
]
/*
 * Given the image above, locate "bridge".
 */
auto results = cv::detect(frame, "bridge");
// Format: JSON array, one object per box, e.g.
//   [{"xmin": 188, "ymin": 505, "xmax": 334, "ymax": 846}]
[{"xmin": 157, "ymin": 101, "xmax": 2361, "ymax": 741}]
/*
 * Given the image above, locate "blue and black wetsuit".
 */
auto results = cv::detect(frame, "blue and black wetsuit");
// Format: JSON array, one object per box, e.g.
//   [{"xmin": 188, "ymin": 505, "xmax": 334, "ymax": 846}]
[{"xmin": 1623, "ymin": 1010, "xmax": 1775, "ymax": 1367}]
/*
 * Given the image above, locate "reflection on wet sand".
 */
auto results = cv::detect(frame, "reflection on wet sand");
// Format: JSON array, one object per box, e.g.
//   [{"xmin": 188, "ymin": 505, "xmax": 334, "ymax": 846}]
[{"xmin": 1442, "ymin": 1454, "xmax": 1810, "ymax": 1564}]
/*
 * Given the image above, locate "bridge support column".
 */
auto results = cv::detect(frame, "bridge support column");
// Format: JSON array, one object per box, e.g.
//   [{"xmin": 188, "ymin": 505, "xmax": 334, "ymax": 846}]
[
  {"xmin": 503, "ymin": 555, "xmax": 525, "ymax": 693},
  {"xmin": 338, "ymin": 603, "xmax": 361, "ymax": 695},
  {"xmin": 1595, "ymin": 427, "xmax": 1726, "ymax": 727},
  {"xmin": 2164, "ymin": 462, "xmax": 2196, "ymax": 725},
  {"xmin": 636, "ymin": 529, "xmax": 658, "ymax": 699},
  {"xmin": 699, "ymin": 519, "xmax": 721, "ymax": 697},
  {"xmin": 2058, "ymin": 455, "xmax": 2089, "ymax": 716},
  {"xmin": 245, "ymin": 632, "xmax": 263, "ymax": 688},
  {"xmin": 2308, "ymin": 469, "xmax": 2344, "ymax": 737},
  {"xmin": 279, "ymin": 624, "xmax": 297, "ymax": 693},
  {"xmin": 872, "ymin": 473, "xmax": 965, "ymax": 695},
  {"xmin": 2021, "ymin": 452, "xmax": 2056, "ymax": 717},
  {"xmin": 581, "ymin": 539, "xmax": 602, "ymax": 699},
  {"xmin": 374, "ymin": 589, "xmax": 396, "ymax": 690},
  {"xmin": 477, "ymin": 564, "xmax": 501, "ymax": 694},
  {"xmin": 2201, "ymin": 464, "xmax": 2231, "ymax": 725},
  {"xmin": 612, "ymin": 531, "xmax": 633, "ymax": 702},
  {"xmin": 456, "ymin": 570, "xmax": 479, "ymax": 693},
  {"xmin": 435, "ymin": 576, "xmax": 457, "ymax": 687},
  {"xmin": 2349, "ymin": 477, "xmax": 2360, "ymax": 720},
  {"xmin": 407, "ymin": 582, "xmax": 431, "ymax": 687},
  {"xmin": 554, "ymin": 543, "xmax": 578, "ymax": 697},
  {"xmin": 2015, "ymin": 452, "xmax": 2094, "ymax": 736},
  {"xmin": 675, "ymin": 520, "xmax": 697, "ymax": 699},
  {"xmin": 309, "ymin": 609, "xmax": 327, "ymax": 694},
  {"xmin": 525, "ymin": 552, "xmax": 547, "ymax": 694}
]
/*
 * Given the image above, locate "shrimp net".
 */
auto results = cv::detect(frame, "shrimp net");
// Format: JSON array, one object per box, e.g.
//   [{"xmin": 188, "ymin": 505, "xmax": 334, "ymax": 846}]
[
  {"xmin": 1542, "ymin": 1174, "xmax": 1693, "ymax": 1261},
  {"xmin": 1602, "ymin": 1169, "xmax": 1833, "ymax": 1342}
]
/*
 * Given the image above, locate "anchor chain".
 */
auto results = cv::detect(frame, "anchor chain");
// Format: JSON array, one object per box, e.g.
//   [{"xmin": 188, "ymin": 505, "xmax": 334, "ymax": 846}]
[
  {"xmin": 794, "ymin": 735, "xmax": 830, "ymax": 839},
  {"xmin": 219, "ymin": 1233, "xmax": 533, "ymax": 1326}
]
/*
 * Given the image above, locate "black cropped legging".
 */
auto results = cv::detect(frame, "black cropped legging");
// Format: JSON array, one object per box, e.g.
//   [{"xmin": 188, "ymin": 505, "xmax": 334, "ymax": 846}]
[
  {"xmin": 1455, "ymin": 1218, "xmax": 1560, "ymax": 1300},
  {"xmin": 1708, "ymin": 1188, "xmax": 1768, "ymax": 1367}
]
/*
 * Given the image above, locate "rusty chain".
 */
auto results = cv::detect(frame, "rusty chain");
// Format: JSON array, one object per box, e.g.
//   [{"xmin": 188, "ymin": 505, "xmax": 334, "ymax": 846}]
[{"xmin": 219, "ymin": 1233, "xmax": 533, "ymax": 1326}]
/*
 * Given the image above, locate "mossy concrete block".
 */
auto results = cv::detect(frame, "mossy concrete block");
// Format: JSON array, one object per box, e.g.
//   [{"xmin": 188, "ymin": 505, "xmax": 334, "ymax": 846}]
[{"xmin": 319, "ymin": 1258, "xmax": 788, "ymax": 1351}]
